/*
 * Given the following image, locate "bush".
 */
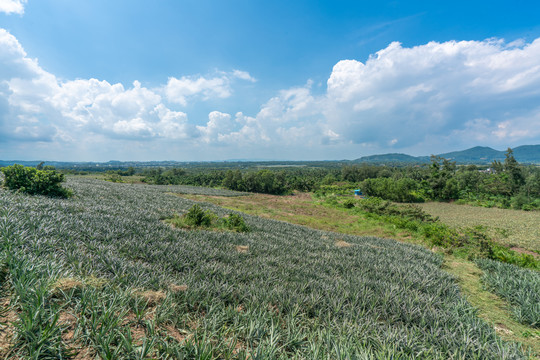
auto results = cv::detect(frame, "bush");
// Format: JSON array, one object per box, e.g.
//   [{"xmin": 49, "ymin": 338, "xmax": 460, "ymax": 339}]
[
  {"xmin": 221, "ymin": 213, "xmax": 250, "ymax": 232},
  {"xmin": 183, "ymin": 204, "xmax": 214, "ymax": 227},
  {"xmin": 166, "ymin": 205, "xmax": 249, "ymax": 232},
  {"xmin": 1, "ymin": 164, "xmax": 72, "ymax": 198},
  {"xmin": 342, "ymin": 199, "xmax": 356, "ymax": 209}
]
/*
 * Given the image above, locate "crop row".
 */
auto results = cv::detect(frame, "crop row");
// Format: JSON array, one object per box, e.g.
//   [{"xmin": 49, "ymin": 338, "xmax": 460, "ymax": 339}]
[{"xmin": 476, "ymin": 258, "xmax": 540, "ymax": 328}]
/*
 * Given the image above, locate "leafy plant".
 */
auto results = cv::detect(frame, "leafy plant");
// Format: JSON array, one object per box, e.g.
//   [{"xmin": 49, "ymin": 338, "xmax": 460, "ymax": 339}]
[
  {"xmin": 183, "ymin": 204, "xmax": 214, "ymax": 227},
  {"xmin": 166, "ymin": 204, "xmax": 249, "ymax": 232},
  {"xmin": 1, "ymin": 164, "xmax": 72, "ymax": 198},
  {"xmin": 220, "ymin": 213, "xmax": 250, "ymax": 232}
]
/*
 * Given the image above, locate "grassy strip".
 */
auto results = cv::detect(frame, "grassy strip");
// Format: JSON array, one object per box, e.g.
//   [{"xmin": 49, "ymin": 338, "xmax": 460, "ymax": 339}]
[
  {"xmin": 330, "ymin": 196, "xmax": 540, "ymax": 269},
  {"xmin": 476, "ymin": 259, "xmax": 540, "ymax": 328},
  {"xmin": 444, "ymin": 257, "xmax": 540, "ymax": 356},
  {"xmin": 176, "ymin": 192, "xmax": 422, "ymax": 242},
  {"xmin": 418, "ymin": 202, "xmax": 540, "ymax": 254}
]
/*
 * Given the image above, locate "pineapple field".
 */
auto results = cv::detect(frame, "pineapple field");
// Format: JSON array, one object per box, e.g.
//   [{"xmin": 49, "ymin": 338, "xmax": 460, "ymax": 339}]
[{"xmin": 0, "ymin": 178, "xmax": 533, "ymax": 359}]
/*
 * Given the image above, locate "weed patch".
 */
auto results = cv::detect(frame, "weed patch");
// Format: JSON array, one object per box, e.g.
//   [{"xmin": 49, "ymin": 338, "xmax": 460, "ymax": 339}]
[
  {"xmin": 327, "ymin": 196, "xmax": 540, "ymax": 269},
  {"xmin": 165, "ymin": 204, "xmax": 250, "ymax": 232}
]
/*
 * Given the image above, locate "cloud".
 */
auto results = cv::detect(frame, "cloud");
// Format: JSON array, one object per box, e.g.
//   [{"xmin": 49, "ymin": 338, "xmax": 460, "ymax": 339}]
[
  {"xmin": 165, "ymin": 70, "xmax": 255, "ymax": 106},
  {"xmin": 196, "ymin": 111, "xmax": 233, "ymax": 143},
  {"xmin": 165, "ymin": 75, "xmax": 230, "ymax": 106},
  {"xmin": 0, "ymin": 29, "xmax": 60, "ymax": 142},
  {"xmin": 0, "ymin": 28, "xmax": 239, "ymax": 146},
  {"xmin": 0, "ymin": 0, "xmax": 26, "ymax": 15},
  {"xmin": 322, "ymin": 38, "xmax": 540, "ymax": 152},
  {"xmin": 207, "ymin": 38, "xmax": 540, "ymax": 155},
  {"xmin": 2, "ymin": 26, "xmax": 540, "ymax": 160},
  {"xmin": 232, "ymin": 70, "xmax": 256, "ymax": 82}
]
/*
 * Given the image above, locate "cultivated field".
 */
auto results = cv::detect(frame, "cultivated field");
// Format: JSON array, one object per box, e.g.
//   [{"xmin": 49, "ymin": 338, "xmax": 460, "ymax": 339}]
[
  {"xmin": 0, "ymin": 178, "xmax": 531, "ymax": 358},
  {"xmin": 418, "ymin": 202, "xmax": 540, "ymax": 253}
]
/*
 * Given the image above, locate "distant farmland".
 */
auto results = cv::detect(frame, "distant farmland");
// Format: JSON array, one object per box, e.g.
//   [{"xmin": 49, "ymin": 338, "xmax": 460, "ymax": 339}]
[{"xmin": 418, "ymin": 202, "xmax": 540, "ymax": 253}]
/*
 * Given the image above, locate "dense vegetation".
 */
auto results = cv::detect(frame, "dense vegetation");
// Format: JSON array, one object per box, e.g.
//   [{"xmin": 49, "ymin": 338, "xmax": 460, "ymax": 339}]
[
  {"xmin": 477, "ymin": 259, "xmax": 540, "ymax": 327},
  {"xmin": 319, "ymin": 195, "xmax": 540, "ymax": 270},
  {"xmin": 0, "ymin": 178, "xmax": 529, "ymax": 358},
  {"xmin": 134, "ymin": 148, "xmax": 540, "ymax": 210},
  {"xmin": 1, "ymin": 163, "xmax": 72, "ymax": 198}
]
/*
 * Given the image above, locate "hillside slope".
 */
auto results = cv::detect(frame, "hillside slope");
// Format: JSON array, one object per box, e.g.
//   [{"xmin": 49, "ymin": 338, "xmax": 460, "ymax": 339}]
[{"xmin": 0, "ymin": 178, "xmax": 528, "ymax": 358}]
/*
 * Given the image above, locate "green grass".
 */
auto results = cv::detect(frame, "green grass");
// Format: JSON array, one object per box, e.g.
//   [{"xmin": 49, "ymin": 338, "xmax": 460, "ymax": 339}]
[
  {"xmin": 0, "ymin": 178, "xmax": 531, "ymax": 358},
  {"xmin": 443, "ymin": 257, "xmax": 540, "ymax": 356},
  {"xmin": 313, "ymin": 196, "xmax": 540, "ymax": 269}
]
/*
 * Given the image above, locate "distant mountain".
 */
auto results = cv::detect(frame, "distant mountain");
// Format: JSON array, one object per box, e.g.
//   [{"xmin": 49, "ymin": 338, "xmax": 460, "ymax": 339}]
[
  {"xmin": 353, "ymin": 153, "xmax": 430, "ymax": 164},
  {"xmin": 437, "ymin": 146, "xmax": 506, "ymax": 163},
  {"xmin": 354, "ymin": 145, "xmax": 540, "ymax": 164},
  {"xmin": 513, "ymin": 145, "xmax": 540, "ymax": 163},
  {"xmin": 1, "ymin": 145, "xmax": 539, "ymax": 168}
]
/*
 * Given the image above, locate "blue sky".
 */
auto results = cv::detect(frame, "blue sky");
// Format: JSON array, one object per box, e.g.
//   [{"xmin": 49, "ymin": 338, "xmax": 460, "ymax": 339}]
[{"xmin": 1, "ymin": 0, "xmax": 540, "ymax": 161}]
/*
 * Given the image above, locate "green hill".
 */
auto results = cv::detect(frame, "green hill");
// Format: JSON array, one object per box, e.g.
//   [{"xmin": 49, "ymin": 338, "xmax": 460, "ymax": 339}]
[
  {"xmin": 353, "ymin": 153, "xmax": 430, "ymax": 164},
  {"xmin": 513, "ymin": 145, "xmax": 540, "ymax": 163},
  {"xmin": 355, "ymin": 145, "xmax": 540, "ymax": 164},
  {"xmin": 437, "ymin": 146, "xmax": 506, "ymax": 163}
]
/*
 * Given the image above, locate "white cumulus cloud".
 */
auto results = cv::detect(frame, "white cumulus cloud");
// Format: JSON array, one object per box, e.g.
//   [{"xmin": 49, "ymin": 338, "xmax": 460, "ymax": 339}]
[
  {"xmin": 196, "ymin": 111, "xmax": 233, "ymax": 143},
  {"xmin": 0, "ymin": 28, "xmax": 235, "ymax": 148},
  {"xmin": 323, "ymin": 38, "xmax": 540, "ymax": 152},
  {"xmin": 165, "ymin": 70, "xmax": 255, "ymax": 106},
  {"xmin": 2, "ymin": 26, "xmax": 540, "ymax": 160},
  {"xmin": 0, "ymin": 0, "xmax": 26, "ymax": 14}
]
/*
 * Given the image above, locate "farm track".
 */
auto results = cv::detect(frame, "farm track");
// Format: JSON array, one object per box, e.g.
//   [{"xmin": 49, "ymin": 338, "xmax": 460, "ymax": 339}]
[{"xmin": 0, "ymin": 178, "xmax": 535, "ymax": 358}]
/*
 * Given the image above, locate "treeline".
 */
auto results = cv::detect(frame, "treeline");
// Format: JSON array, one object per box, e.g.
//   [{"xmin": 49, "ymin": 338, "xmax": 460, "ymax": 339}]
[
  {"xmin": 138, "ymin": 148, "xmax": 540, "ymax": 209},
  {"xmin": 141, "ymin": 168, "xmax": 336, "ymax": 195},
  {"xmin": 346, "ymin": 149, "xmax": 540, "ymax": 210}
]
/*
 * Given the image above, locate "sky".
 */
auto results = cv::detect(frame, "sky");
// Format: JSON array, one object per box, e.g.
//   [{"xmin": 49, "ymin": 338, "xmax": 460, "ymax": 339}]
[{"xmin": 1, "ymin": 0, "xmax": 540, "ymax": 161}]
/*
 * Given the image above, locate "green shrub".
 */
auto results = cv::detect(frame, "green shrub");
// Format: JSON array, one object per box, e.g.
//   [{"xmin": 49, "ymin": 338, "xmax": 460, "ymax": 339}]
[
  {"xmin": 183, "ymin": 204, "xmax": 214, "ymax": 227},
  {"xmin": 1, "ymin": 164, "xmax": 72, "ymax": 198},
  {"xmin": 166, "ymin": 205, "xmax": 249, "ymax": 232},
  {"xmin": 342, "ymin": 199, "xmax": 356, "ymax": 209},
  {"xmin": 105, "ymin": 172, "xmax": 123, "ymax": 183},
  {"xmin": 220, "ymin": 213, "xmax": 250, "ymax": 232}
]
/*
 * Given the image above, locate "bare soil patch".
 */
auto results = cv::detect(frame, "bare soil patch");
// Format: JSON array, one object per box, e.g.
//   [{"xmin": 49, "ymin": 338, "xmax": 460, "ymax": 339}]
[
  {"xmin": 236, "ymin": 245, "xmax": 249, "ymax": 253},
  {"xmin": 335, "ymin": 240, "xmax": 352, "ymax": 248}
]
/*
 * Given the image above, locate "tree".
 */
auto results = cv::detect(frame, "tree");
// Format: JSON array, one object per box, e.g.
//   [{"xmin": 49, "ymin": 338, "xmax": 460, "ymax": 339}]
[
  {"xmin": 491, "ymin": 160, "xmax": 504, "ymax": 174},
  {"xmin": 428, "ymin": 156, "xmax": 456, "ymax": 200},
  {"xmin": 503, "ymin": 148, "xmax": 525, "ymax": 194}
]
